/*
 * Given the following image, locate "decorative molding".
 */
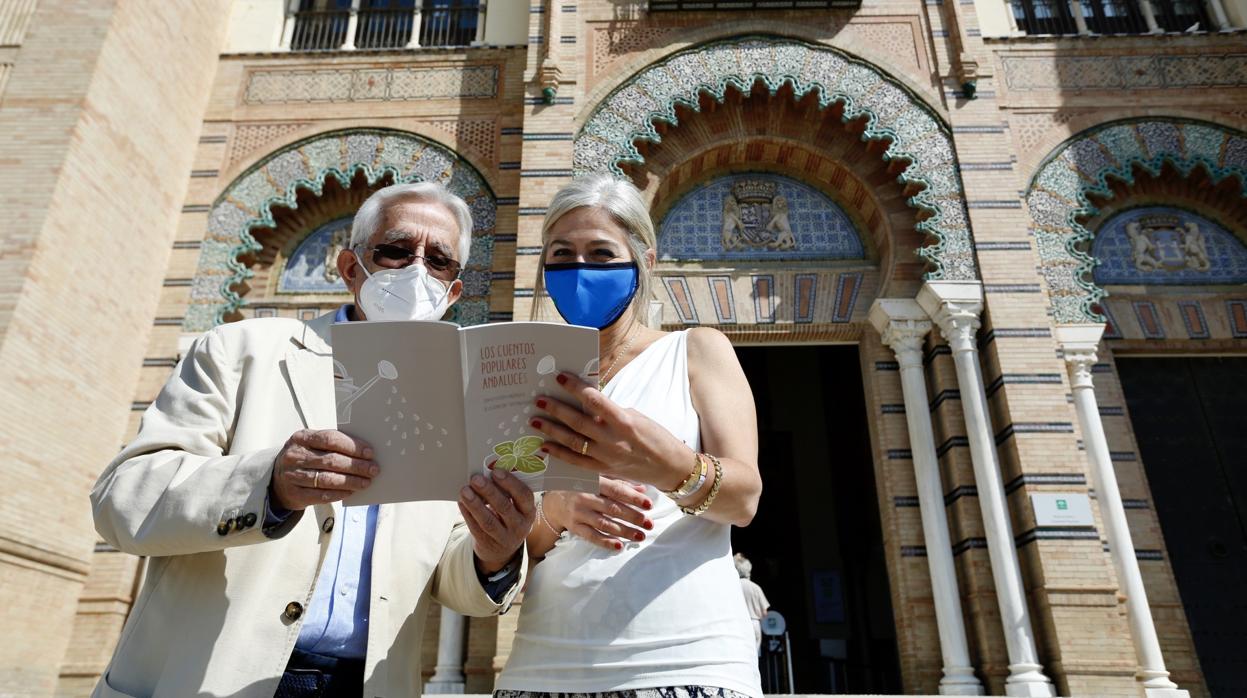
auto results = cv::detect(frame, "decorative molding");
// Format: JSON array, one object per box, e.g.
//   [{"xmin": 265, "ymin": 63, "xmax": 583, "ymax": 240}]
[
  {"xmin": 228, "ymin": 123, "xmax": 313, "ymax": 168},
  {"xmin": 242, "ymin": 65, "xmax": 499, "ymax": 105},
  {"xmin": 1025, "ymin": 118, "xmax": 1247, "ymax": 323},
  {"xmin": 589, "ymin": 21, "xmax": 922, "ymax": 84},
  {"xmin": 1013, "ymin": 110, "xmax": 1079, "ymax": 155},
  {"xmin": 426, "ymin": 118, "xmax": 498, "ymax": 164},
  {"xmin": 1002, "ymin": 54, "xmax": 1247, "ymax": 92},
  {"xmin": 573, "ymin": 35, "xmax": 977, "ymax": 281},
  {"xmin": 186, "ymin": 129, "xmax": 497, "ymax": 331}
]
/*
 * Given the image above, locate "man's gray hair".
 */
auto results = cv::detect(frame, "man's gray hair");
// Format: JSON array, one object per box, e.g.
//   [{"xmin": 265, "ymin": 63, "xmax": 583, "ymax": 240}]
[
  {"xmin": 733, "ymin": 552, "xmax": 752, "ymax": 579},
  {"xmin": 349, "ymin": 182, "xmax": 474, "ymax": 263}
]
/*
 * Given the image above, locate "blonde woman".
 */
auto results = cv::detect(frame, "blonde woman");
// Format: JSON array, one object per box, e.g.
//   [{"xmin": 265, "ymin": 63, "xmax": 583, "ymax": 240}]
[{"xmin": 494, "ymin": 175, "xmax": 764, "ymax": 698}]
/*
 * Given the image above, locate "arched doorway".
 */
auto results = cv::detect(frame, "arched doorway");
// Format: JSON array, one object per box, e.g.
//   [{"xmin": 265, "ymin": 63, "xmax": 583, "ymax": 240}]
[
  {"xmin": 1026, "ymin": 117, "xmax": 1247, "ymax": 696},
  {"xmin": 567, "ymin": 35, "xmax": 982, "ymax": 694},
  {"xmin": 186, "ymin": 128, "xmax": 499, "ymax": 331}
]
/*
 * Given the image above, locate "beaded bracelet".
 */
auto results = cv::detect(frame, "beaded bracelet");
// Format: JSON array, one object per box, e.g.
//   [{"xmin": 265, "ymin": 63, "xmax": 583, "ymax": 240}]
[
  {"xmin": 679, "ymin": 453, "xmax": 723, "ymax": 517},
  {"xmin": 535, "ymin": 494, "xmax": 562, "ymax": 536}
]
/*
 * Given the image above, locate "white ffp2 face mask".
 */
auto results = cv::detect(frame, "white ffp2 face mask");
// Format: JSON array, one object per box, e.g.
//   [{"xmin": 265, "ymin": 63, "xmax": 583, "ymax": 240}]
[{"xmin": 356, "ymin": 253, "xmax": 454, "ymax": 322}]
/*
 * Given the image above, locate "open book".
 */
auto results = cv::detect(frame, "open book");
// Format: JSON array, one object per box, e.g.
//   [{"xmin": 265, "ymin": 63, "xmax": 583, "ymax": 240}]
[{"xmin": 331, "ymin": 321, "xmax": 601, "ymax": 505}]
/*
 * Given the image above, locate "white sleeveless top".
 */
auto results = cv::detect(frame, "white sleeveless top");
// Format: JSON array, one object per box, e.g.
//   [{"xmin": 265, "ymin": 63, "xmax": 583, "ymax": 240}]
[{"xmin": 496, "ymin": 331, "xmax": 761, "ymax": 696}]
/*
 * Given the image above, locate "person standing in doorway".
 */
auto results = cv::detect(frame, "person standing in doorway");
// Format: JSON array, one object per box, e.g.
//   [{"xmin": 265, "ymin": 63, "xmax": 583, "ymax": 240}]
[{"xmin": 735, "ymin": 552, "xmax": 772, "ymax": 653}]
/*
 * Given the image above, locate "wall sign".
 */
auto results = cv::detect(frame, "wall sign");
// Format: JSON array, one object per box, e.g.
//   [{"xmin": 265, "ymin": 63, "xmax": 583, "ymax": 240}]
[{"xmin": 1031, "ymin": 493, "xmax": 1094, "ymax": 527}]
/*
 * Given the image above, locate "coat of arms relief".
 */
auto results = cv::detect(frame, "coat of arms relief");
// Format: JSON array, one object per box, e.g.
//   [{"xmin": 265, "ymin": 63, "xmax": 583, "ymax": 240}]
[
  {"xmin": 720, "ymin": 180, "xmax": 797, "ymax": 251},
  {"xmin": 322, "ymin": 224, "xmax": 352, "ymax": 284},
  {"xmin": 1126, "ymin": 214, "xmax": 1211, "ymax": 273}
]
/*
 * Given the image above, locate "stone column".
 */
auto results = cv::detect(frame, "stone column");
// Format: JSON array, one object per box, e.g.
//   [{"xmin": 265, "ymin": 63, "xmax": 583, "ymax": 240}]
[
  {"xmin": 473, "ymin": 0, "xmax": 488, "ymax": 44},
  {"xmin": 405, "ymin": 5, "xmax": 422, "ymax": 49},
  {"xmin": 917, "ymin": 282, "xmax": 1055, "ymax": 698},
  {"xmin": 1069, "ymin": 0, "xmax": 1091, "ymax": 34},
  {"xmin": 1137, "ymin": 0, "xmax": 1162, "ymax": 32},
  {"xmin": 1054, "ymin": 325, "xmax": 1190, "ymax": 698},
  {"xmin": 425, "ymin": 607, "xmax": 468, "ymax": 693},
  {"xmin": 870, "ymin": 300, "xmax": 984, "ymax": 697},
  {"xmin": 1005, "ymin": 0, "xmax": 1024, "ymax": 35},
  {"xmin": 1205, "ymin": 0, "xmax": 1232, "ymax": 29},
  {"xmin": 280, "ymin": 0, "xmax": 298, "ymax": 48},
  {"xmin": 342, "ymin": 0, "xmax": 361, "ymax": 50}
]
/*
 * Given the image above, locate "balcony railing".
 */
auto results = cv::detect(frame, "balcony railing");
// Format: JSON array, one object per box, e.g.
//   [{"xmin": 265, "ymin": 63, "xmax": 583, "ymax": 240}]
[
  {"xmin": 284, "ymin": 1, "xmax": 484, "ymax": 51},
  {"xmin": 1011, "ymin": 0, "xmax": 1220, "ymax": 34},
  {"xmin": 649, "ymin": 0, "xmax": 861, "ymax": 9}
]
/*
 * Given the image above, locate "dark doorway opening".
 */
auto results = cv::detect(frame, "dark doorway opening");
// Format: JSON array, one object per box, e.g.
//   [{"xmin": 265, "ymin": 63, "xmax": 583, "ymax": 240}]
[
  {"xmin": 731, "ymin": 344, "xmax": 902, "ymax": 694},
  {"xmin": 1116, "ymin": 356, "xmax": 1247, "ymax": 697}
]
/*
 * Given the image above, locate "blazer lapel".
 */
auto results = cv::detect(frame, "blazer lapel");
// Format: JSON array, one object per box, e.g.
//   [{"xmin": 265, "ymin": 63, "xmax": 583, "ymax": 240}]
[{"xmin": 285, "ymin": 312, "xmax": 338, "ymax": 430}]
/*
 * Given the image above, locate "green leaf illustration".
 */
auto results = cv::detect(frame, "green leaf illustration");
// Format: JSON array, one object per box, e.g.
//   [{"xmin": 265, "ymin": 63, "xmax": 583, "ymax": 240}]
[
  {"xmin": 514, "ymin": 435, "xmax": 544, "ymax": 457},
  {"xmin": 516, "ymin": 455, "xmax": 547, "ymax": 473},
  {"xmin": 493, "ymin": 454, "xmax": 518, "ymax": 472},
  {"xmin": 493, "ymin": 442, "xmax": 514, "ymax": 457}
]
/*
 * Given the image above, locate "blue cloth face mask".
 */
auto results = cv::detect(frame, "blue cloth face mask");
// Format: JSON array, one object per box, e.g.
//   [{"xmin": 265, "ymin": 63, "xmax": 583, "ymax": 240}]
[{"xmin": 543, "ymin": 261, "xmax": 639, "ymax": 329}]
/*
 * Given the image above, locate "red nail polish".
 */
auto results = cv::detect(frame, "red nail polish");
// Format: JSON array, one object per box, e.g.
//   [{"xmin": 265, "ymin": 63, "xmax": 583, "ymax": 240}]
[
  {"xmin": 530, "ymin": 419, "xmax": 543, "ymax": 429},
  {"xmin": 643, "ymin": 520, "xmax": 653, "ymax": 530},
  {"xmin": 613, "ymin": 541, "xmax": 623, "ymax": 551},
  {"xmin": 540, "ymin": 446, "xmax": 549, "ymax": 454},
  {"xmin": 642, "ymin": 500, "xmax": 653, "ymax": 510},
  {"xmin": 556, "ymin": 373, "xmax": 568, "ymax": 385},
  {"xmin": 634, "ymin": 532, "xmax": 645, "ymax": 542},
  {"xmin": 535, "ymin": 398, "xmax": 547, "ymax": 409}
]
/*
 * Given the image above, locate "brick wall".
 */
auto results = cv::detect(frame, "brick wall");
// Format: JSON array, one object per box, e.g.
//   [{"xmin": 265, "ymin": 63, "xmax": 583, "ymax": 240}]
[{"xmin": 0, "ymin": 0, "xmax": 230, "ymax": 694}]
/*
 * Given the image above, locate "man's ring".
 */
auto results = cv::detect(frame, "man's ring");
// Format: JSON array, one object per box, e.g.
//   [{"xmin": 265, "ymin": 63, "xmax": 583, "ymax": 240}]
[
  {"xmin": 580, "ymin": 439, "xmax": 590, "ymax": 456},
  {"xmin": 312, "ymin": 471, "xmax": 321, "ymax": 488}
]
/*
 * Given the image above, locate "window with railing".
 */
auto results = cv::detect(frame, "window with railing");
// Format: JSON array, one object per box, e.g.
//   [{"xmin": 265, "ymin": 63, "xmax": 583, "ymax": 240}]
[
  {"xmin": 1150, "ymin": 0, "xmax": 1212, "ymax": 30},
  {"xmin": 1011, "ymin": 0, "xmax": 1216, "ymax": 34},
  {"xmin": 287, "ymin": 0, "xmax": 482, "ymax": 51},
  {"xmin": 290, "ymin": 0, "xmax": 351, "ymax": 51},
  {"xmin": 419, "ymin": 0, "xmax": 481, "ymax": 47},
  {"xmin": 355, "ymin": 0, "xmax": 416, "ymax": 50},
  {"xmin": 649, "ymin": 0, "xmax": 861, "ymax": 9}
]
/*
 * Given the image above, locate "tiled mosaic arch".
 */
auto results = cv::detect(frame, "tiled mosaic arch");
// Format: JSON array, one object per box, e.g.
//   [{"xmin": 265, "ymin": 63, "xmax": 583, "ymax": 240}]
[
  {"xmin": 573, "ymin": 35, "xmax": 976, "ymax": 281},
  {"xmin": 186, "ymin": 129, "xmax": 497, "ymax": 331},
  {"xmin": 1026, "ymin": 119, "xmax": 1247, "ymax": 324}
]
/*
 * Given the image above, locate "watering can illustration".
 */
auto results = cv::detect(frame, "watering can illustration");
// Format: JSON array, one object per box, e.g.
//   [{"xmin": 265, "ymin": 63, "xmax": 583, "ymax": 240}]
[{"xmin": 334, "ymin": 359, "xmax": 399, "ymax": 424}]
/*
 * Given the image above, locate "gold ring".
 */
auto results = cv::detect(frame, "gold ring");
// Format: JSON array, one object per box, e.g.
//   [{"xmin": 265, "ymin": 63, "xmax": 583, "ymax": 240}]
[
  {"xmin": 580, "ymin": 439, "xmax": 590, "ymax": 456},
  {"xmin": 312, "ymin": 471, "xmax": 321, "ymax": 489}
]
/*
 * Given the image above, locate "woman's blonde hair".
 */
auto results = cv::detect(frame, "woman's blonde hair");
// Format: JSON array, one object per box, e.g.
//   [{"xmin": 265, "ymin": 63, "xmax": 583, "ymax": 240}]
[{"xmin": 531, "ymin": 174, "xmax": 657, "ymax": 327}]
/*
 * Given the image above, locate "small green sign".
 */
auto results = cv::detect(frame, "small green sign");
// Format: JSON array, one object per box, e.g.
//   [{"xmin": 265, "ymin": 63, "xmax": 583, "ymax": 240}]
[{"xmin": 1056, "ymin": 499, "xmax": 1068, "ymax": 510}]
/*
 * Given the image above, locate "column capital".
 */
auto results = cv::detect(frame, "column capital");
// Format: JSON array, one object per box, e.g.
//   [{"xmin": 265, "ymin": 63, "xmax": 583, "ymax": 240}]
[
  {"xmin": 1054, "ymin": 324, "xmax": 1105, "ymax": 388},
  {"xmin": 917, "ymin": 282, "xmax": 983, "ymax": 353},
  {"xmin": 868, "ymin": 299, "xmax": 933, "ymax": 363}
]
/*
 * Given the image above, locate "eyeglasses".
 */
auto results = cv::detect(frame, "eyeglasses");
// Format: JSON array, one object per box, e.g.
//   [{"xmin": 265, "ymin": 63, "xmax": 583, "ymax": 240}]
[{"xmin": 364, "ymin": 243, "xmax": 461, "ymax": 280}]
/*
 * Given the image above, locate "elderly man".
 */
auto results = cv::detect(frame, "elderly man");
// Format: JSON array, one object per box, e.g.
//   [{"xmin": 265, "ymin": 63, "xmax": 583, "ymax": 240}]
[{"xmin": 91, "ymin": 182, "xmax": 533, "ymax": 698}]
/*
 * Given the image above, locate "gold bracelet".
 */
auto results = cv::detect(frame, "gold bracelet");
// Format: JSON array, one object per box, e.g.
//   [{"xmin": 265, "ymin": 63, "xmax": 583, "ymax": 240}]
[
  {"xmin": 680, "ymin": 453, "xmax": 723, "ymax": 516},
  {"xmin": 661, "ymin": 452, "xmax": 707, "ymax": 501}
]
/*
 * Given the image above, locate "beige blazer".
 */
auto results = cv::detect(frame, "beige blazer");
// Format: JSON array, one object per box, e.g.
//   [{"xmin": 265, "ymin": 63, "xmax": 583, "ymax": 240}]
[{"xmin": 91, "ymin": 312, "xmax": 522, "ymax": 698}]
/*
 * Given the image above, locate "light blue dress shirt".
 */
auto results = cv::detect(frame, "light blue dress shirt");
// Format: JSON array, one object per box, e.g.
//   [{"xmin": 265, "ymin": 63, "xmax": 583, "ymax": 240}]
[
  {"xmin": 266, "ymin": 304, "xmax": 520, "ymax": 661},
  {"xmin": 294, "ymin": 303, "xmax": 379, "ymax": 660}
]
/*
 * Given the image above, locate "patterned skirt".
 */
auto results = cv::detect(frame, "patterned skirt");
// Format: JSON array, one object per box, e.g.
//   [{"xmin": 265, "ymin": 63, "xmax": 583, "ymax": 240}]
[{"xmin": 495, "ymin": 688, "xmax": 753, "ymax": 698}]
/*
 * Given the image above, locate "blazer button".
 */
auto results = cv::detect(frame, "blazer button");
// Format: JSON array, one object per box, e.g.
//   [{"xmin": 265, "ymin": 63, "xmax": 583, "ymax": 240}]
[
  {"xmin": 322, "ymin": 516, "xmax": 334, "ymax": 533},
  {"xmin": 283, "ymin": 601, "xmax": 303, "ymax": 621},
  {"xmin": 216, "ymin": 519, "xmax": 232, "ymax": 536},
  {"xmin": 242, "ymin": 512, "xmax": 258, "ymax": 528}
]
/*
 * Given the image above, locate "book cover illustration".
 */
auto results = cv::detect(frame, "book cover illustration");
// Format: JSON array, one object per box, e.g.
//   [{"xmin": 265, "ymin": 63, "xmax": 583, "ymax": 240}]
[{"xmin": 332, "ymin": 321, "xmax": 600, "ymax": 505}]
